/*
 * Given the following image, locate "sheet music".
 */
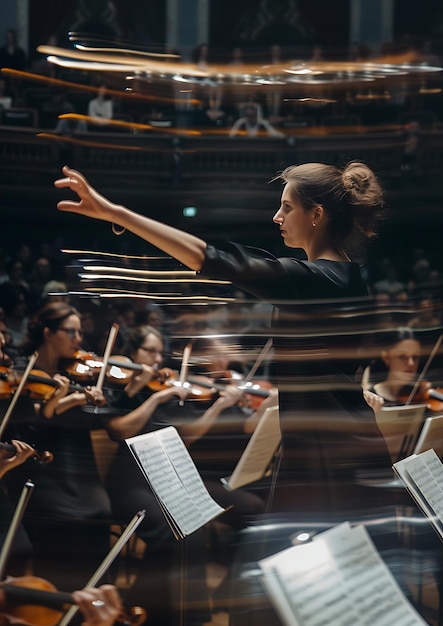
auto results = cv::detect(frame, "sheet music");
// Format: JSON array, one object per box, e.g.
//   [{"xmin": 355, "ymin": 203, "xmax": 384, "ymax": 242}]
[
  {"xmin": 414, "ymin": 414, "xmax": 443, "ymax": 456},
  {"xmin": 126, "ymin": 427, "xmax": 224, "ymax": 537},
  {"xmin": 375, "ymin": 403, "xmax": 427, "ymax": 462},
  {"xmin": 259, "ymin": 523, "xmax": 426, "ymax": 626},
  {"xmin": 223, "ymin": 405, "xmax": 281, "ymax": 490},
  {"xmin": 158, "ymin": 426, "xmax": 224, "ymax": 519},
  {"xmin": 394, "ymin": 449, "xmax": 443, "ymax": 525}
]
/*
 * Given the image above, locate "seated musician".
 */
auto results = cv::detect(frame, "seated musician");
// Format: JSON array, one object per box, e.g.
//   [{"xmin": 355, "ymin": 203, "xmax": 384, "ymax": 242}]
[
  {"xmin": 362, "ymin": 327, "xmax": 423, "ymax": 412},
  {"xmin": 5, "ymin": 302, "xmax": 113, "ymax": 591},
  {"xmin": 101, "ymin": 325, "xmax": 274, "ymax": 623}
]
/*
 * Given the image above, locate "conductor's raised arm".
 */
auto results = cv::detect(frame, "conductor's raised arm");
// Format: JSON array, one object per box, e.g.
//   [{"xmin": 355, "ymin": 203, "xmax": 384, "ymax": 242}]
[{"xmin": 54, "ymin": 165, "xmax": 207, "ymax": 271}]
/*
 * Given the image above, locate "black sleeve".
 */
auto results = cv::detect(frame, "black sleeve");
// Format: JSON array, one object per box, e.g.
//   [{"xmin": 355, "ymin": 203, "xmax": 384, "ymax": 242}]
[{"xmin": 199, "ymin": 242, "xmax": 306, "ymax": 303}]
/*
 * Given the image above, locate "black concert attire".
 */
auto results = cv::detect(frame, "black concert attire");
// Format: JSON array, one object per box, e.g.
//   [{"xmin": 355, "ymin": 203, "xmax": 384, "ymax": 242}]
[
  {"xmin": 5, "ymin": 373, "xmax": 112, "ymax": 591},
  {"xmin": 199, "ymin": 243, "xmax": 420, "ymax": 624},
  {"xmin": 200, "ymin": 243, "xmax": 393, "ymax": 513}
]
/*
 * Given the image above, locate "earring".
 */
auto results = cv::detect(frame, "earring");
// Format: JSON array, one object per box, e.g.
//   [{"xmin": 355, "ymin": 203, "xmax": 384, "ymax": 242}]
[{"xmin": 312, "ymin": 222, "xmax": 316, "ymax": 227}]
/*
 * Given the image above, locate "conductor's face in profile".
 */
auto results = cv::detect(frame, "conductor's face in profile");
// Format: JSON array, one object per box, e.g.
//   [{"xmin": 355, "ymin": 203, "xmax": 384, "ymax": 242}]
[{"xmin": 273, "ymin": 184, "xmax": 317, "ymax": 250}]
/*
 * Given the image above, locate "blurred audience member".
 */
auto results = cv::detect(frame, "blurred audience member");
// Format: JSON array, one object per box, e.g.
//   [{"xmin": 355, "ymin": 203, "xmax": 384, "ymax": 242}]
[
  {"xmin": 408, "ymin": 294, "xmax": 442, "ymax": 329},
  {"xmin": 88, "ymin": 84, "xmax": 113, "ymax": 128},
  {"xmin": 0, "ymin": 283, "xmax": 31, "ymax": 358},
  {"xmin": 28, "ymin": 256, "xmax": 54, "ymax": 304},
  {"xmin": 407, "ymin": 258, "xmax": 435, "ymax": 297},
  {"xmin": 0, "ymin": 28, "xmax": 27, "ymax": 71},
  {"xmin": 372, "ymin": 262, "xmax": 406, "ymax": 298},
  {"xmin": 401, "ymin": 120, "xmax": 421, "ymax": 173},
  {"xmin": 229, "ymin": 103, "xmax": 284, "ymax": 137},
  {"xmin": 0, "ymin": 77, "xmax": 13, "ymax": 109},
  {"xmin": 40, "ymin": 279, "xmax": 69, "ymax": 305},
  {"xmin": 3, "ymin": 258, "xmax": 30, "ymax": 291}
]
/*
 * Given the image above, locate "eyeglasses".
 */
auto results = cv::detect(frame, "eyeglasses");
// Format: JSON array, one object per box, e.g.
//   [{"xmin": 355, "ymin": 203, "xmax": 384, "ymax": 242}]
[
  {"xmin": 58, "ymin": 327, "xmax": 84, "ymax": 340},
  {"xmin": 139, "ymin": 346, "xmax": 162, "ymax": 355}
]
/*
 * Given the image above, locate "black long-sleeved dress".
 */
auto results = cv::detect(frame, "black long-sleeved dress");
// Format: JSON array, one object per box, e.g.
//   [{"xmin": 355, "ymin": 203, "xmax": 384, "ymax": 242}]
[{"xmin": 200, "ymin": 242, "xmax": 395, "ymax": 522}]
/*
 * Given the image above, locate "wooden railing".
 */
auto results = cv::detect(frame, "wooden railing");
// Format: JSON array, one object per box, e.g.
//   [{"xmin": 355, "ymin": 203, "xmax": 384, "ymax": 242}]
[{"xmin": 1, "ymin": 125, "xmax": 443, "ymax": 202}]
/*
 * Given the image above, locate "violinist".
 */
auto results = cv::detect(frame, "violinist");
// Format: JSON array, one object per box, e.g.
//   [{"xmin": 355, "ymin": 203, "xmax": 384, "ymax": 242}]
[
  {"xmin": 6, "ymin": 302, "xmax": 112, "ymax": 591},
  {"xmin": 102, "ymin": 326, "xmax": 270, "ymax": 624},
  {"xmin": 104, "ymin": 330, "xmax": 270, "ymax": 521},
  {"xmin": 363, "ymin": 327, "xmax": 423, "ymax": 411},
  {"xmin": 102, "ymin": 323, "xmax": 212, "ymax": 626}
]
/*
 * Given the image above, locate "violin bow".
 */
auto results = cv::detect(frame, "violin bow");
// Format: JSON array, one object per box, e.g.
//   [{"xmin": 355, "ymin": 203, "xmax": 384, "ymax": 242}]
[
  {"xmin": 406, "ymin": 332, "xmax": 443, "ymax": 405},
  {"xmin": 178, "ymin": 342, "xmax": 192, "ymax": 407},
  {"xmin": 0, "ymin": 479, "xmax": 34, "ymax": 580},
  {"xmin": 95, "ymin": 323, "xmax": 120, "ymax": 392},
  {"xmin": 242, "ymin": 338, "xmax": 273, "ymax": 384},
  {"xmin": 57, "ymin": 509, "xmax": 146, "ymax": 626},
  {"xmin": 0, "ymin": 351, "xmax": 39, "ymax": 440}
]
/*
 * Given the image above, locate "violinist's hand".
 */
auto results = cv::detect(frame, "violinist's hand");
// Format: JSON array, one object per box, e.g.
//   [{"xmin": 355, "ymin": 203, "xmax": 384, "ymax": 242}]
[
  {"xmin": 41, "ymin": 374, "xmax": 72, "ymax": 419},
  {"xmin": 0, "ymin": 440, "xmax": 36, "ymax": 479},
  {"xmin": 154, "ymin": 384, "xmax": 189, "ymax": 405},
  {"xmin": 215, "ymin": 384, "xmax": 244, "ymax": 409},
  {"xmin": 83, "ymin": 385, "xmax": 107, "ymax": 407},
  {"xmin": 55, "ymin": 166, "xmax": 118, "ymax": 224},
  {"xmin": 52, "ymin": 374, "xmax": 71, "ymax": 400},
  {"xmin": 363, "ymin": 388, "xmax": 385, "ymax": 414},
  {"xmin": 71, "ymin": 584, "xmax": 123, "ymax": 626},
  {"xmin": 125, "ymin": 364, "xmax": 158, "ymax": 397}
]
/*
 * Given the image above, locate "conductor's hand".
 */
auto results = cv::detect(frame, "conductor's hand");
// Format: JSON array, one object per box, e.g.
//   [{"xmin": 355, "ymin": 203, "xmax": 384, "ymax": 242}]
[
  {"xmin": 54, "ymin": 166, "xmax": 118, "ymax": 223},
  {"xmin": 71, "ymin": 584, "xmax": 123, "ymax": 626}
]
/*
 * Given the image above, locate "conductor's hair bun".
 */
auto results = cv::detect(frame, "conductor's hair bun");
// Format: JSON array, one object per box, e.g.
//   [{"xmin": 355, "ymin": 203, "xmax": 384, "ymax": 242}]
[{"xmin": 342, "ymin": 162, "xmax": 375, "ymax": 195}]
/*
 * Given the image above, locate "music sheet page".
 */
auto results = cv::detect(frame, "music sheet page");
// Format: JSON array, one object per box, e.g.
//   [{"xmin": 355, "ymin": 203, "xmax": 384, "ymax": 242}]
[
  {"xmin": 259, "ymin": 522, "xmax": 426, "ymax": 626},
  {"xmin": 394, "ymin": 448, "xmax": 443, "ymax": 526},
  {"xmin": 126, "ymin": 427, "xmax": 224, "ymax": 536},
  {"xmin": 226, "ymin": 405, "xmax": 280, "ymax": 490}
]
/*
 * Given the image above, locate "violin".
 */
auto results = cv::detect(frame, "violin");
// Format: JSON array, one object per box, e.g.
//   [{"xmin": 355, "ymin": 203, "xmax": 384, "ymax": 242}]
[
  {"xmin": 0, "ymin": 366, "xmax": 84, "ymax": 402},
  {"xmin": 217, "ymin": 370, "xmax": 273, "ymax": 411},
  {"xmin": 64, "ymin": 352, "xmax": 273, "ymax": 407},
  {"xmin": 63, "ymin": 352, "xmax": 143, "ymax": 383},
  {"xmin": 0, "ymin": 442, "xmax": 53, "ymax": 466},
  {"xmin": 148, "ymin": 368, "xmax": 218, "ymax": 401},
  {"xmin": 63, "ymin": 353, "xmax": 212, "ymax": 399},
  {"xmin": 149, "ymin": 368, "xmax": 272, "ymax": 409},
  {"xmin": 0, "ymin": 575, "xmax": 146, "ymax": 626},
  {"xmin": 397, "ymin": 380, "xmax": 443, "ymax": 412}
]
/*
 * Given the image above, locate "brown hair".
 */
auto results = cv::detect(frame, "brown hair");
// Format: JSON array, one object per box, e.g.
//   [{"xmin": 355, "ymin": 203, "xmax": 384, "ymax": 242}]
[
  {"xmin": 21, "ymin": 301, "xmax": 80, "ymax": 355},
  {"xmin": 276, "ymin": 161, "xmax": 386, "ymax": 256},
  {"xmin": 121, "ymin": 324, "xmax": 163, "ymax": 356}
]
